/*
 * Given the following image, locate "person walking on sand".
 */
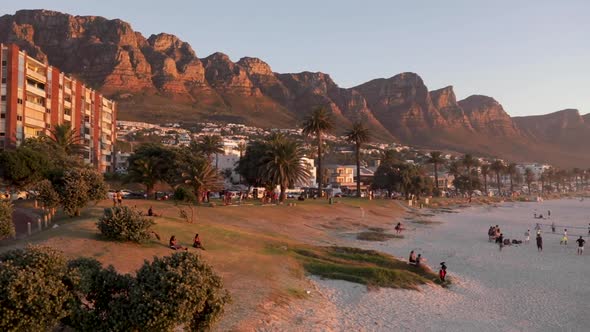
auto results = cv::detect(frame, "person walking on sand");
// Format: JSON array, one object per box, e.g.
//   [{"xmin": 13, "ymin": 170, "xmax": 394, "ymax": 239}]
[
  {"xmin": 524, "ymin": 229, "xmax": 531, "ymax": 244},
  {"xmin": 551, "ymin": 221, "xmax": 556, "ymax": 233},
  {"xmin": 536, "ymin": 233, "xmax": 543, "ymax": 252},
  {"xmin": 497, "ymin": 233, "xmax": 504, "ymax": 251},
  {"xmin": 576, "ymin": 236, "xmax": 585, "ymax": 255},
  {"xmin": 560, "ymin": 229, "xmax": 568, "ymax": 245},
  {"xmin": 395, "ymin": 222, "xmax": 403, "ymax": 234}
]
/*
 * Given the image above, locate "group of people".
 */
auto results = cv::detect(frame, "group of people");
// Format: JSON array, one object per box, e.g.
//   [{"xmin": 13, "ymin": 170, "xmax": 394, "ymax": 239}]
[
  {"xmin": 112, "ymin": 190, "xmax": 124, "ymax": 207},
  {"xmin": 169, "ymin": 233, "xmax": 205, "ymax": 251},
  {"xmin": 487, "ymin": 225, "xmax": 502, "ymax": 242},
  {"xmin": 408, "ymin": 250, "xmax": 448, "ymax": 282}
]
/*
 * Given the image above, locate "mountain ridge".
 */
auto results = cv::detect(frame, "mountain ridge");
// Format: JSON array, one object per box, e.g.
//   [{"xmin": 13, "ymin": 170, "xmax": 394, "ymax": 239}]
[{"xmin": 1, "ymin": 9, "xmax": 588, "ymax": 167}]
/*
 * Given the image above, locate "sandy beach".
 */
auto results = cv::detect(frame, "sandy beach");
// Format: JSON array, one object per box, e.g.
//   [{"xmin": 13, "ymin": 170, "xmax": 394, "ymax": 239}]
[{"xmin": 311, "ymin": 198, "xmax": 590, "ymax": 331}]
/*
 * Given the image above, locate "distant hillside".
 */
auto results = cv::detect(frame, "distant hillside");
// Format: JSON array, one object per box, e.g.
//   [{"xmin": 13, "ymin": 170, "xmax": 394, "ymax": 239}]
[{"xmin": 1, "ymin": 9, "xmax": 589, "ymax": 167}]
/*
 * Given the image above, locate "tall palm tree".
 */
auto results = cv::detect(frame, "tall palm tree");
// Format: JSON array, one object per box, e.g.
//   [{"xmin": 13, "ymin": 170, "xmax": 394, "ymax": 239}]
[
  {"xmin": 127, "ymin": 156, "xmax": 161, "ymax": 198},
  {"xmin": 524, "ymin": 168, "xmax": 535, "ymax": 195},
  {"xmin": 47, "ymin": 123, "xmax": 87, "ymax": 156},
  {"xmin": 260, "ymin": 135, "xmax": 311, "ymax": 202},
  {"xmin": 301, "ymin": 106, "xmax": 333, "ymax": 197},
  {"xmin": 506, "ymin": 163, "xmax": 517, "ymax": 193},
  {"xmin": 194, "ymin": 135, "xmax": 224, "ymax": 168},
  {"xmin": 480, "ymin": 163, "xmax": 490, "ymax": 195},
  {"xmin": 235, "ymin": 141, "xmax": 247, "ymax": 159},
  {"xmin": 345, "ymin": 121, "xmax": 371, "ymax": 198},
  {"xmin": 490, "ymin": 160, "xmax": 504, "ymax": 195},
  {"xmin": 180, "ymin": 156, "xmax": 220, "ymax": 204},
  {"xmin": 427, "ymin": 151, "xmax": 445, "ymax": 196}
]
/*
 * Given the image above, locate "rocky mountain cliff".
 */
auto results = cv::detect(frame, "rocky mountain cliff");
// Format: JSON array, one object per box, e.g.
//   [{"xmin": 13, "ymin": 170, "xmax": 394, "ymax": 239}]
[{"xmin": 1, "ymin": 9, "xmax": 588, "ymax": 167}]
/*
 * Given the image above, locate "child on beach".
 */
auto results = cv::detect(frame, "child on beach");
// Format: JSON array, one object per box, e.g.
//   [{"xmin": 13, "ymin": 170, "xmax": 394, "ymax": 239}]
[
  {"xmin": 524, "ymin": 229, "xmax": 530, "ymax": 244},
  {"xmin": 439, "ymin": 262, "xmax": 447, "ymax": 282},
  {"xmin": 536, "ymin": 234, "xmax": 543, "ymax": 252}
]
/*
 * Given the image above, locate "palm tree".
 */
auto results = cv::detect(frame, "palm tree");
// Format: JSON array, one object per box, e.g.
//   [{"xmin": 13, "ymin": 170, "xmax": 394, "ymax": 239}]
[
  {"xmin": 260, "ymin": 135, "xmax": 311, "ymax": 202},
  {"xmin": 194, "ymin": 135, "xmax": 224, "ymax": 168},
  {"xmin": 427, "ymin": 151, "xmax": 445, "ymax": 196},
  {"xmin": 490, "ymin": 160, "xmax": 504, "ymax": 195},
  {"xmin": 181, "ymin": 156, "xmax": 220, "ymax": 204},
  {"xmin": 235, "ymin": 141, "xmax": 247, "ymax": 159},
  {"xmin": 301, "ymin": 106, "xmax": 333, "ymax": 197},
  {"xmin": 524, "ymin": 168, "xmax": 535, "ymax": 195},
  {"xmin": 480, "ymin": 164, "xmax": 490, "ymax": 195},
  {"xmin": 127, "ymin": 156, "xmax": 161, "ymax": 198},
  {"xmin": 47, "ymin": 123, "xmax": 86, "ymax": 156},
  {"xmin": 506, "ymin": 163, "xmax": 517, "ymax": 193},
  {"xmin": 345, "ymin": 121, "xmax": 370, "ymax": 198}
]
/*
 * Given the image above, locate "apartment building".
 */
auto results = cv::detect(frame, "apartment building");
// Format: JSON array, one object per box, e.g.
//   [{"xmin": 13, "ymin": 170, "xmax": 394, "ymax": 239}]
[{"xmin": 0, "ymin": 44, "xmax": 116, "ymax": 172}]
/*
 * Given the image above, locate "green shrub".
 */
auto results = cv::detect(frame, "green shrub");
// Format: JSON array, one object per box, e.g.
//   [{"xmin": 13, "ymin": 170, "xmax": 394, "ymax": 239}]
[
  {"xmin": 66, "ymin": 258, "xmax": 134, "ymax": 331},
  {"xmin": 130, "ymin": 252, "xmax": 231, "ymax": 331},
  {"xmin": 0, "ymin": 200, "xmax": 15, "ymax": 240},
  {"xmin": 35, "ymin": 179, "xmax": 60, "ymax": 208},
  {"xmin": 0, "ymin": 246, "xmax": 76, "ymax": 332},
  {"xmin": 97, "ymin": 206, "xmax": 155, "ymax": 243}
]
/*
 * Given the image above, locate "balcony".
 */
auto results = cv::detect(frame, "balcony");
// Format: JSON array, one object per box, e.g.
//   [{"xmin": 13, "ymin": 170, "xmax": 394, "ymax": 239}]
[
  {"xmin": 64, "ymin": 86, "xmax": 72, "ymax": 95},
  {"xmin": 26, "ymin": 69, "xmax": 46, "ymax": 83},
  {"xmin": 26, "ymin": 83, "xmax": 46, "ymax": 97},
  {"xmin": 64, "ymin": 100, "xmax": 72, "ymax": 108},
  {"xmin": 24, "ymin": 116, "xmax": 45, "ymax": 129},
  {"xmin": 102, "ymin": 126, "xmax": 112, "ymax": 135},
  {"xmin": 25, "ymin": 100, "xmax": 46, "ymax": 113}
]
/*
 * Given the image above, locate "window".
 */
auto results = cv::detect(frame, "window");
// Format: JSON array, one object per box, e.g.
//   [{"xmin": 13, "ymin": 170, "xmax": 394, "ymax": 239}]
[
  {"xmin": 1, "ymin": 61, "xmax": 6, "ymax": 66},
  {"xmin": 84, "ymin": 115, "xmax": 90, "ymax": 123},
  {"xmin": 0, "ymin": 133, "xmax": 5, "ymax": 136},
  {"xmin": 0, "ymin": 114, "xmax": 5, "ymax": 119},
  {"xmin": 64, "ymin": 108, "xmax": 71, "ymax": 116},
  {"xmin": 1, "ymin": 78, "xmax": 5, "ymax": 83},
  {"xmin": 45, "ymin": 124, "xmax": 51, "ymax": 129},
  {"xmin": 1, "ymin": 96, "xmax": 5, "ymax": 101},
  {"xmin": 46, "ymin": 108, "xmax": 51, "ymax": 113},
  {"xmin": 16, "ymin": 115, "xmax": 23, "ymax": 121},
  {"xmin": 17, "ymin": 98, "xmax": 23, "ymax": 104}
]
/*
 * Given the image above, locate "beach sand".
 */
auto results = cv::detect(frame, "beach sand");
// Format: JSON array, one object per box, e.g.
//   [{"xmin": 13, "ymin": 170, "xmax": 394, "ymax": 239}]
[{"xmin": 311, "ymin": 198, "xmax": 590, "ymax": 331}]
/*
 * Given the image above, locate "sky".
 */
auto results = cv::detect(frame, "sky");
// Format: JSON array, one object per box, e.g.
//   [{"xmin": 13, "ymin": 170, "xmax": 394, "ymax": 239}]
[{"xmin": 3, "ymin": 0, "xmax": 589, "ymax": 116}]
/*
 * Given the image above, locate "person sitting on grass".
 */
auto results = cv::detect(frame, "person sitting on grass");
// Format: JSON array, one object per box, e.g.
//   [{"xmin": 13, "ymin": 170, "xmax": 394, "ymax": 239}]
[
  {"xmin": 415, "ymin": 254, "xmax": 422, "ymax": 267},
  {"xmin": 409, "ymin": 250, "xmax": 416, "ymax": 264},
  {"xmin": 147, "ymin": 206, "xmax": 161, "ymax": 217},
  {"xmin": 193, "ymin": 233, "xmax": 205, "ymax": 250},
  {"xmin": 169, "ymin": 235, "xmax": 187, "ymax": 251}
]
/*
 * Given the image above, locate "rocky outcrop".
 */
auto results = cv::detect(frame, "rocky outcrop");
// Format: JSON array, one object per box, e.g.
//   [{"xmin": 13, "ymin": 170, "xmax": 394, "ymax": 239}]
[
  {"xmin": 458, "ymin": 95, "xmax": 520, "ymax": 137},
  {"xmin": 430, "ymin": 86, "xmax": 473, "ymax": 131}
]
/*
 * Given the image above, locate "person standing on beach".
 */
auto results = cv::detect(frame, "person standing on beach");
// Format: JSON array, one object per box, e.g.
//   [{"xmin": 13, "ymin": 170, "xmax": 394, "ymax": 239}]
[
  {"xmin": 576, "ymin": 236, "xmax": 585, "ymax": 255},
  {"xmin": 535, "ymin": 223, "xmax": 541, "ymax": 235},
  {"xmin": 551, "ymin": 221, "xmax": 556, "ymax": 233},
  {"xmin": 439, "ymin": 262, "xmax": 447, "ymax": 282},
  {"xmin": 548, "ymin": 210, "xmax": 551, "ymax": 218},
  {"xmin": 536, "ymin": 234, "xmax": 543, "ymax": 252},
  {"xmin": 560, "ymin": 229, "xmax": 568, "ymax": 245},
  {"xmin": 498, "ymin": 233, "xmax": 504, "ymax": 251},
  {"xmin": 524, "ymin": 229, "xmax": 531, "ymax": 244}
]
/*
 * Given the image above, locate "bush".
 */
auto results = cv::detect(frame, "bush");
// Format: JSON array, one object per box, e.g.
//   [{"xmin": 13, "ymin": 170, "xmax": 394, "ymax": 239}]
[
  {"xmin": 0, "ymin": 200, "xmax": 15, "ymax": 240},
  {"xmin": 0, "ymin": 246, "xmax": 76, "ymax": 331},
  {"xmin": 35, "ymin": 179, "xmax": 60, "ymax": 208},
  {"xmin": 130, "ymin": 252, "xmax": 231, "ymax": 331},
  {"xmin": 66, "ymin": 258, "xmax": 135, "ymax": 331},
  {"xmin": 97, "ymin": 206, "xmax": 155, "ymax": 243}
]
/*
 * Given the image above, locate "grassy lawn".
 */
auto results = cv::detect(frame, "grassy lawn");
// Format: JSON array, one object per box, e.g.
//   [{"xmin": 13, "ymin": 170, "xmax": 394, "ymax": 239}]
[{"xmin": 1, "ymin": 196, "xmax": 445, "ymax": 329}]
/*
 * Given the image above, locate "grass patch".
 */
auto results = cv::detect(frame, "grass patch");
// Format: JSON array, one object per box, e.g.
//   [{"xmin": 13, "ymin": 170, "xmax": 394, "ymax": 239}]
[
  {"xmin": 293, "ymin": 246, "xmax": 444, "ymax": 290},
  {"xmin": 411, "ymin": 219, "xmax": 443, "ymax": 225},
  {"xmin": 286, "ymin": 287, "xmax": 309, "ymax": 299},
  {"xmin": 357, "ymin": 231, "xmax": 403, "ymax": 241}
]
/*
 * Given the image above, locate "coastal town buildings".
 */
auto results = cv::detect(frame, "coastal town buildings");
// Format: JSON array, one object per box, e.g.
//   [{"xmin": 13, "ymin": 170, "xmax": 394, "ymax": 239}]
[{"xmin": 0, "ymin": 44, "xmax": 116, "ymax": 172}]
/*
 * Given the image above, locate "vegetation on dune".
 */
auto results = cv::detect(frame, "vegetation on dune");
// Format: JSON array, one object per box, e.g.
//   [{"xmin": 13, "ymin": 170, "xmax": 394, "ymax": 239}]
[
  {"xmin": 0, "ymin": 245, "xmax": 230, "ymax": 332},
  {"xmin": 357, "ymin": 231, "xmax": 403, "ymax": 241},
  {"xmin": 293, "ymin": 246, "xmax": 444, "ymax": 289}
]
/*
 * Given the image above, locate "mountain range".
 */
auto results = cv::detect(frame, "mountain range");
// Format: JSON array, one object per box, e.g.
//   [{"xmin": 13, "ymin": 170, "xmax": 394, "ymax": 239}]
[{"xmin": 1, "ymin": 9, "xmax": 588, "ymax": 167}]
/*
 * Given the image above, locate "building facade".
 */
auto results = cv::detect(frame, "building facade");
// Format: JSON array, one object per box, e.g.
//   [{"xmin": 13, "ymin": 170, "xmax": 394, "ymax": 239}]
[{"xmin": 0, "ymin": 44, "xmax": 116, "ymax": 172}]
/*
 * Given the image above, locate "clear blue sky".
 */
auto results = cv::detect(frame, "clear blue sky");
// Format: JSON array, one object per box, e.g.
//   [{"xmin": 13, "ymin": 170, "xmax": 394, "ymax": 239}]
[{"xmin": 4, "ymin": 0, "xmax": 589, "ymax": 116}]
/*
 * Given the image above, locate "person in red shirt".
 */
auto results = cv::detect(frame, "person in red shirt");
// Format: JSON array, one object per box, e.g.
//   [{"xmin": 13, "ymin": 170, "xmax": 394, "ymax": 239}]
[{"xmin": 439, "ymin": 262, "xmax": 447, "ymax": 282}]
